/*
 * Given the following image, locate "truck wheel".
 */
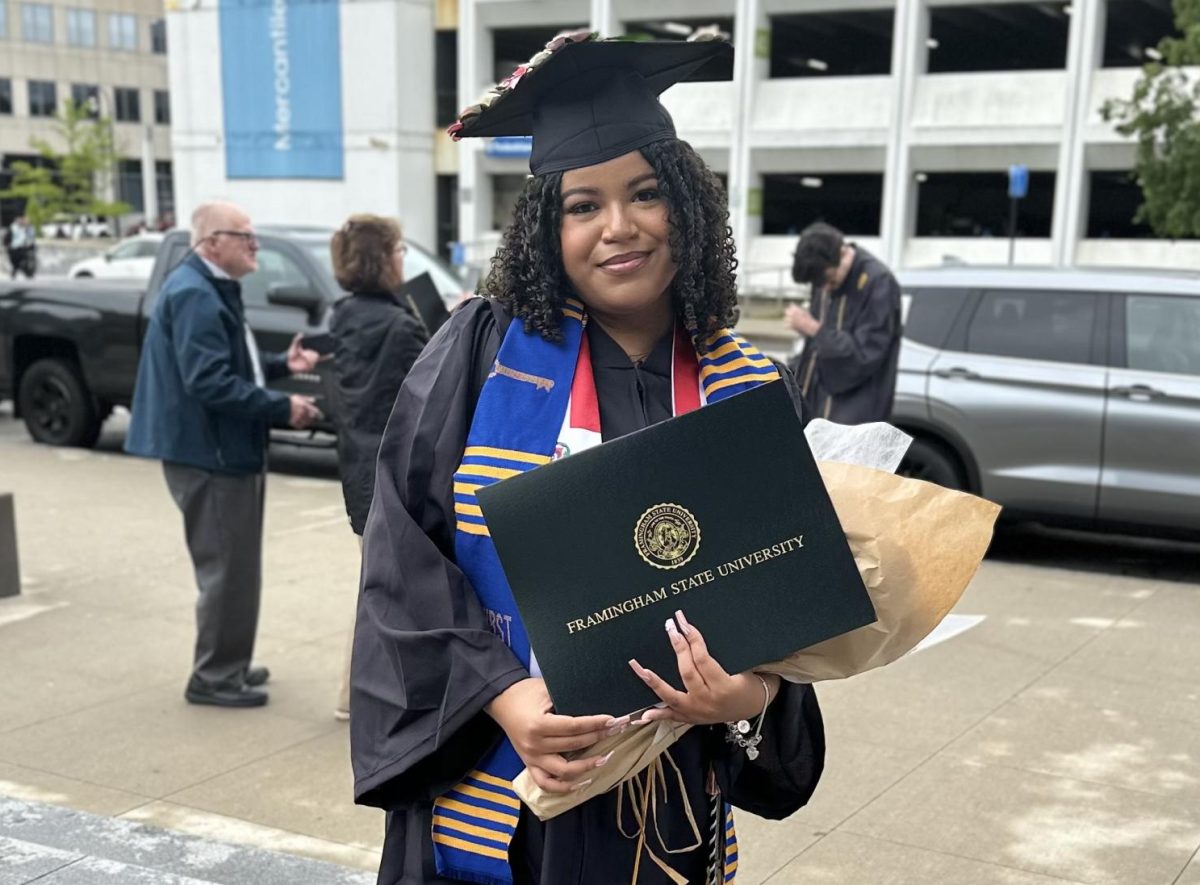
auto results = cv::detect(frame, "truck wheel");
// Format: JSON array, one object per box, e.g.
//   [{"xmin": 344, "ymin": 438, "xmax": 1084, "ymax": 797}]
[
  {"xmin": 17, "ymin": 358, "xmax": 103, "ymax": 448},
  {"xmin": 900, "ymin": 437, "xmax": 966, "ymax": 491}
]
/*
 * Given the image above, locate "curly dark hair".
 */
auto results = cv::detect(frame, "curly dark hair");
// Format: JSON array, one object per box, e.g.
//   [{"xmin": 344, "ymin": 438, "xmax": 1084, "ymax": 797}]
[{"xmin": 480, "ymin": 138, "xmax": 738, "ymax": 348}]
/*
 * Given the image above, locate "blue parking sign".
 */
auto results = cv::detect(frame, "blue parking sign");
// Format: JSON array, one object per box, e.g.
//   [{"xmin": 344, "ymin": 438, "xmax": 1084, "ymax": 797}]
[{"xmin": 1008, "ymin": 164, "xmax": 1029, "ymax": 200}]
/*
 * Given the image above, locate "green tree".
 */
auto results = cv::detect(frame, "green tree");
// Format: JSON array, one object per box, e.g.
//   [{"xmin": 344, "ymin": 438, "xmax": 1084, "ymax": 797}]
[
  {"xmin": 1101, "ymin": 0, "xmax": 1200, "ymax": 238},
  {"xmin": 0, "ymin": 162, "xmax": 64, "ymax": 229},
  {"xmin": 0, "ymin": 99, "xmax": 131, "ymax": 232}
]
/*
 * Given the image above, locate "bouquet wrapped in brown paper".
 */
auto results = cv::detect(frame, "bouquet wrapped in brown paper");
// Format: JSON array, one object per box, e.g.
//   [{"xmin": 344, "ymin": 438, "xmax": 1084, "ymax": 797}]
[{"xmin": 514, "ymin": 422, "xmax": 1001, "ymax": 820}]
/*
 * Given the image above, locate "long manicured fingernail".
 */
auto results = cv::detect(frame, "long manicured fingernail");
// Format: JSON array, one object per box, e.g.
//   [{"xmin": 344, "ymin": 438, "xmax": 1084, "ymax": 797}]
[
  {"xmin": 571, "ymin": 778, "xmax": 594, "ymax": 792},
  {"xmin": 664, "ymin": 619, "xmax": 683, "ymax": 646},
  {"xmin": 605, "ymin": 715, "xmax": 631, "ymax": 729},
  {"xmin": 595, "ymin": 751, "xmax": 615, "ymax": 768},
  {"xmin": 675, "ymin": 610, "xmax": 691, "ymax": 636}
]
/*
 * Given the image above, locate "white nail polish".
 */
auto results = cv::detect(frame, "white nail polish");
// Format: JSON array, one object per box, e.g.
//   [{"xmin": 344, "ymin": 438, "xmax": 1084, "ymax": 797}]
[
  {"xmin": 664, "ymin": 618, "xmax": 678, "ymax": 635},
  {"xmin": 596, "ymin": 751, "xmax": 615, "ymax": 768}
]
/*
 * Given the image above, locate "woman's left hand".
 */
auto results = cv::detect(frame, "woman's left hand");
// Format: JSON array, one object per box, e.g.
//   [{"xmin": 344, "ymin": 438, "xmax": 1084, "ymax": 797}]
[{"xmin": 629, "ymin": 610, "xmax": 779, "ymax": 726}]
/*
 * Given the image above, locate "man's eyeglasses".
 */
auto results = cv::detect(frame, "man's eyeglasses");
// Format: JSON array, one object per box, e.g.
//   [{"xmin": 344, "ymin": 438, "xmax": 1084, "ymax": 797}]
[
  {"xmin": 394, "ymin": 241, "xmax": 409, "ymax": 256},
  {"xmin": 212, "ymin": 230, "xmax": 259, "ymax": 247}
]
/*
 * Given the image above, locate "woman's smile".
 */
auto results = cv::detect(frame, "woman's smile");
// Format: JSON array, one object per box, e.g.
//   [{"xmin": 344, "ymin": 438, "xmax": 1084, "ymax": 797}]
[{"xmin": 598, "ymin": 251, "xmax": 651, "ymax": 274}]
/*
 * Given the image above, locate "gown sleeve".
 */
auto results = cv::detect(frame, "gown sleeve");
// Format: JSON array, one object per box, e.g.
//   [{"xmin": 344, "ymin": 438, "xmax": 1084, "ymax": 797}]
[
  {"xmin": 350, "ymin": 298, "xmax": 529, "ymax": 810},
  {"xmin": 712, "ymin": 682, "xmax": 826, "ymax": 819}
]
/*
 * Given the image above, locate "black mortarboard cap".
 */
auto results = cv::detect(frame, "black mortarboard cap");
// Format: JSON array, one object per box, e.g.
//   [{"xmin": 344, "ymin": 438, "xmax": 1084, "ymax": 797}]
[{"xmin": 453, "ymin": 38, "xmax": 732, "ymax": 176}]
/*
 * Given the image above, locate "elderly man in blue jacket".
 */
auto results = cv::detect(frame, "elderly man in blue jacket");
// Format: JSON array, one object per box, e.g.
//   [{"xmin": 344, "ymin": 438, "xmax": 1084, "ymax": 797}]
[{"xmin": 127, "ymin": 201, "xmax": 322, "ymax": 708}]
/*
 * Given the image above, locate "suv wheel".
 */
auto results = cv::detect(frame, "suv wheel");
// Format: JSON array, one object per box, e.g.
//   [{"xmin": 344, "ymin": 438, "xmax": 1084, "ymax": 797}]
[
  {"xmin": 901, "ymin": 437, "xmax": 966, "ymax": 490},
  {"xmin": 17, "ymin": 358, "xmax": 104, "ymax": 448}
]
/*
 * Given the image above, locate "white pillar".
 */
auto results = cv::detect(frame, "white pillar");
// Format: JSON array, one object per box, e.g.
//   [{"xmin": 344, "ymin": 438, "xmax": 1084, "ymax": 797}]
[
  {"xmin": 1051, "ymin": 0, "xmax": 1103, "ymax": 266},
  {"xmin": 457, "ymin": 0, "xmax": 485, "ymax": 264},
  {"xmin": 140, "ymin": 125, "xmax": 159, "ymax": 227},
  {"xmin": 590, "ymin": 0, "xmax": 616, "ymax": 37},
  {"xmin": 730, "ymin": 0, "xmax": 764, "ymax": 291},
  {"xmin": 881, "ymin": 0, "xmax": 926, "ymax": 269}
]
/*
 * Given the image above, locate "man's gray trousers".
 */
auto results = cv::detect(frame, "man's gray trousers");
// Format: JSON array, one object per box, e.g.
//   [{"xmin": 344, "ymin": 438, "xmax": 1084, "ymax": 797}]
[{"xmin": 163, "ymin": 462, "xmax": 264, "ymax": 690}]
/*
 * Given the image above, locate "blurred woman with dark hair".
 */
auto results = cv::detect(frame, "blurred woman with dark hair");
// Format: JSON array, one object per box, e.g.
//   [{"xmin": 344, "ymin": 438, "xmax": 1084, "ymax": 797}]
[{"xmin": 329, "ymin": 214, "xmax": 427, "ymax": 720}]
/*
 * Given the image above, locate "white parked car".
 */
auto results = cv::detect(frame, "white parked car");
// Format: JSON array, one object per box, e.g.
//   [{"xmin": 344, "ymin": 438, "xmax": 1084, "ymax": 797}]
[{"xmin": 69, "ymin": 233, "xmax": 165, "ymax": 280}]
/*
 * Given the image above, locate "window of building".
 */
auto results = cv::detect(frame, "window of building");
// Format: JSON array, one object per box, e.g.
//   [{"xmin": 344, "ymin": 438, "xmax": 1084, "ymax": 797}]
[
  {"xmin": 491, "ymin": 174, "xmax": 528, "ymax": 230},
  {"xmin": 153, "ymin": 89, "xmax": 170, "ymax": 125},
  {"xmin": 28, "ymin": 79, "xmax": 57, "ymax": 117},
  {"xmin": 21, "ymin": 2, "xmax": 53, "ymax": 43},
  {"xmin": 108, "ymin": 13, "xmax": 136, "ymax": 50},
  {"xmin": 770, "ymin": 10, "xmax": 894, "ymax": 78},
  {"xmin": 761, "ymin": 173, "xmax": 884, "ymax": 236},
  {"xmin": 967, "ymin": 290, "xmax": 1097, "ymax": 364},
  {"xmin": 117, "ymin": 159, "xmax": 143, "ymax": 212},
  {"xmin": 114, "ymin": 87, "xmax": 140, "ymax": 122},
  {"xmin": 156, "ymin": 160, "xmax": 174, "ymax": 214},
  {"xmin": 435, "ymin": 30, "xmax": 458, "ymax": 128},
  {"xmin": 623, "ymin": 19, "xmax": 735, "ymax": 80},
  {"xmin": 1086, "ymin": 170, "xmax": 1159, "ymax": 239},
  {"xmin": 149, "ymin": 18, "xmax": 165, "ymax": 53},
  {"xmin": 928, "ymin": 2, "xmax": 1070, "ymax": 73},
  {"xmin": 0, "ymin": 79, "xmax": 11, "ymax": 115},
  {"xmin": 492, "ymin": 26, "xmax": 586, "ymax": 82},
  {"xmin": 70, "ymin": 83, "xmax": 99, "ymax": 117},
  {"xmin": 915, "ymin": 171, "xmax": 1056, "ymax": 237},
  {"xmin": 65, "ymin": 8, "xmax": 95, "ymax": 46},
  {"xmin": 436, "ymin": 174, "xmax": 458, "ymax": 260},
  {"xmin": 1125, "ymin": 295, "xmax": 1200, "ymax": 376},
  {"xmin": 1103, "ymin": 0, "xmax": 1177, "ymax": 67}
]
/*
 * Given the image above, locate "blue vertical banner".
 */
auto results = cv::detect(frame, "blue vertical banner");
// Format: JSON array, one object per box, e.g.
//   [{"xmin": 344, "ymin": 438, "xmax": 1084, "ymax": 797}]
[{"xmin": 218, "ymin": 0, "xmax": 344, "ymax": 179}]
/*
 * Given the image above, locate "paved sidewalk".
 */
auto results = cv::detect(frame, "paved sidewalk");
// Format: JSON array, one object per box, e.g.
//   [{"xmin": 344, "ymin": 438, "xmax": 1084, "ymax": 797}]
[
  {"xmin": 0, "ymin": 798, "xmax": 373, "ymax": 884},
  {"xmin": 3, "ymin": 407, "xmax": 1200, "ymax": 884}
]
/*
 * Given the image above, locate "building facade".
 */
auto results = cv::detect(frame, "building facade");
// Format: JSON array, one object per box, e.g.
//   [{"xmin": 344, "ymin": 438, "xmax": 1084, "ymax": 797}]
[
  {"xmin": 163, "ymin": 0, "xmax": 438, "ymax": 250},
  {"xmin": 0, "ymin": 0, "xmax": 173, "ymax": 228},
  {"xmin": 164, "ymin": 0, "xmax": 1194, "ymax": 278},
  {"xmin": 452, "ymin": 0, "xmax": 1199, "ymax": 285}
]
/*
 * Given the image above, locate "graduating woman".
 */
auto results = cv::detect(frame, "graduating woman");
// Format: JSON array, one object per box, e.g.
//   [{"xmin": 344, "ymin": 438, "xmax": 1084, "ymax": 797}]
[{"xmin": 350, "ymin": 35, "xmax": 825, "ymax": 885}]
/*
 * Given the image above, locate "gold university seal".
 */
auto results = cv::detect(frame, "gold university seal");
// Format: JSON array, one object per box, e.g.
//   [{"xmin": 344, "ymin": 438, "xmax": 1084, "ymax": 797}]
[{"xmin": 635, "ymin": 503, "xmax": 701, "ymax": 570}]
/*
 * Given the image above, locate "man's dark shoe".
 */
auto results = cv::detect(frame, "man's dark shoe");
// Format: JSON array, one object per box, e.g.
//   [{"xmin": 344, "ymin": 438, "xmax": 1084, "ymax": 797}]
[
  {"xmin": 185, "ymin": 682, "xmax": 268, "ymax": 708},
  {"xmin": 245, "ymin": 665, "xmax": 270, "ymax": 687}
]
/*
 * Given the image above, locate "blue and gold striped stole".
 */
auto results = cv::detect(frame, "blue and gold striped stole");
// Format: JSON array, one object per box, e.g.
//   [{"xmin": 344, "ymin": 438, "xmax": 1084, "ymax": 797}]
[
  {"xmin": 434, "ymin": 300, "xmax": 774, "ymax": 884},
  {"xmin": 698, "ymin": 329, "xmax": 779, "ymax": 403}
]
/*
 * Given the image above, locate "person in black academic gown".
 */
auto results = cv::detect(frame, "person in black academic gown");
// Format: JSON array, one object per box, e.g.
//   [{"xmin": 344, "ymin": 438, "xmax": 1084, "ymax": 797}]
[
  {"xmin": 350, "ymin": 34, "xmax": 825, "ymax": 885},
  {"xmin": 786, "ymin": 222, "xmax": 902, "ymax": 425}
]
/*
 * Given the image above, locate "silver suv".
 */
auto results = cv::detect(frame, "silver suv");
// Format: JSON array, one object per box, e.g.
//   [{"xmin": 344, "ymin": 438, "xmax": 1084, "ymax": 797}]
[{"xmin": 892, "ymin": 267, "xmax": 1200, "ymax": 538}]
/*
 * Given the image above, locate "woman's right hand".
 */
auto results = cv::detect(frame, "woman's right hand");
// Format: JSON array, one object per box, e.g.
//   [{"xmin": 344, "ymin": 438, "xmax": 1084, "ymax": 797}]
[{"xmin": 485, "ymin": 678, "xmax": 625, "ymax": 794}]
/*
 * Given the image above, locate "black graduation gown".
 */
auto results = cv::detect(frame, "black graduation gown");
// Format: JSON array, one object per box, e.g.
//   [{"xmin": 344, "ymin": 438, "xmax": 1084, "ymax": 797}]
[
  {"xmin": 351, "ymin": 298, "xmax": 825, "ymax": 885},
  {"xmin": 790, "ymin": 246, "xmax": 902, "ymax": 425}
]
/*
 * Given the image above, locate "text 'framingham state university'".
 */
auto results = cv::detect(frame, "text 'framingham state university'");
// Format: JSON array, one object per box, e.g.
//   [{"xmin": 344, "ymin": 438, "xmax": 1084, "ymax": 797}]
[{"xmin": 564, "ymin": 534, "xmax": 806, "ymax": 635}]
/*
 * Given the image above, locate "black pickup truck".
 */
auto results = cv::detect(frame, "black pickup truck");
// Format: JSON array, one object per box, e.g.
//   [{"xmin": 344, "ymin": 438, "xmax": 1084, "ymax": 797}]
[{"xmin": 0, "ymin": 227, "xmax": 465, "ymax": 447}]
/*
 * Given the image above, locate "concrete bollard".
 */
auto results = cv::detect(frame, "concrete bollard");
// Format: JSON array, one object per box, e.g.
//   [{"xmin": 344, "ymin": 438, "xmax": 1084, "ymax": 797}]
[{"xmin": 0, "ymin": 493, "xmax": 18, "ymax": 598}]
